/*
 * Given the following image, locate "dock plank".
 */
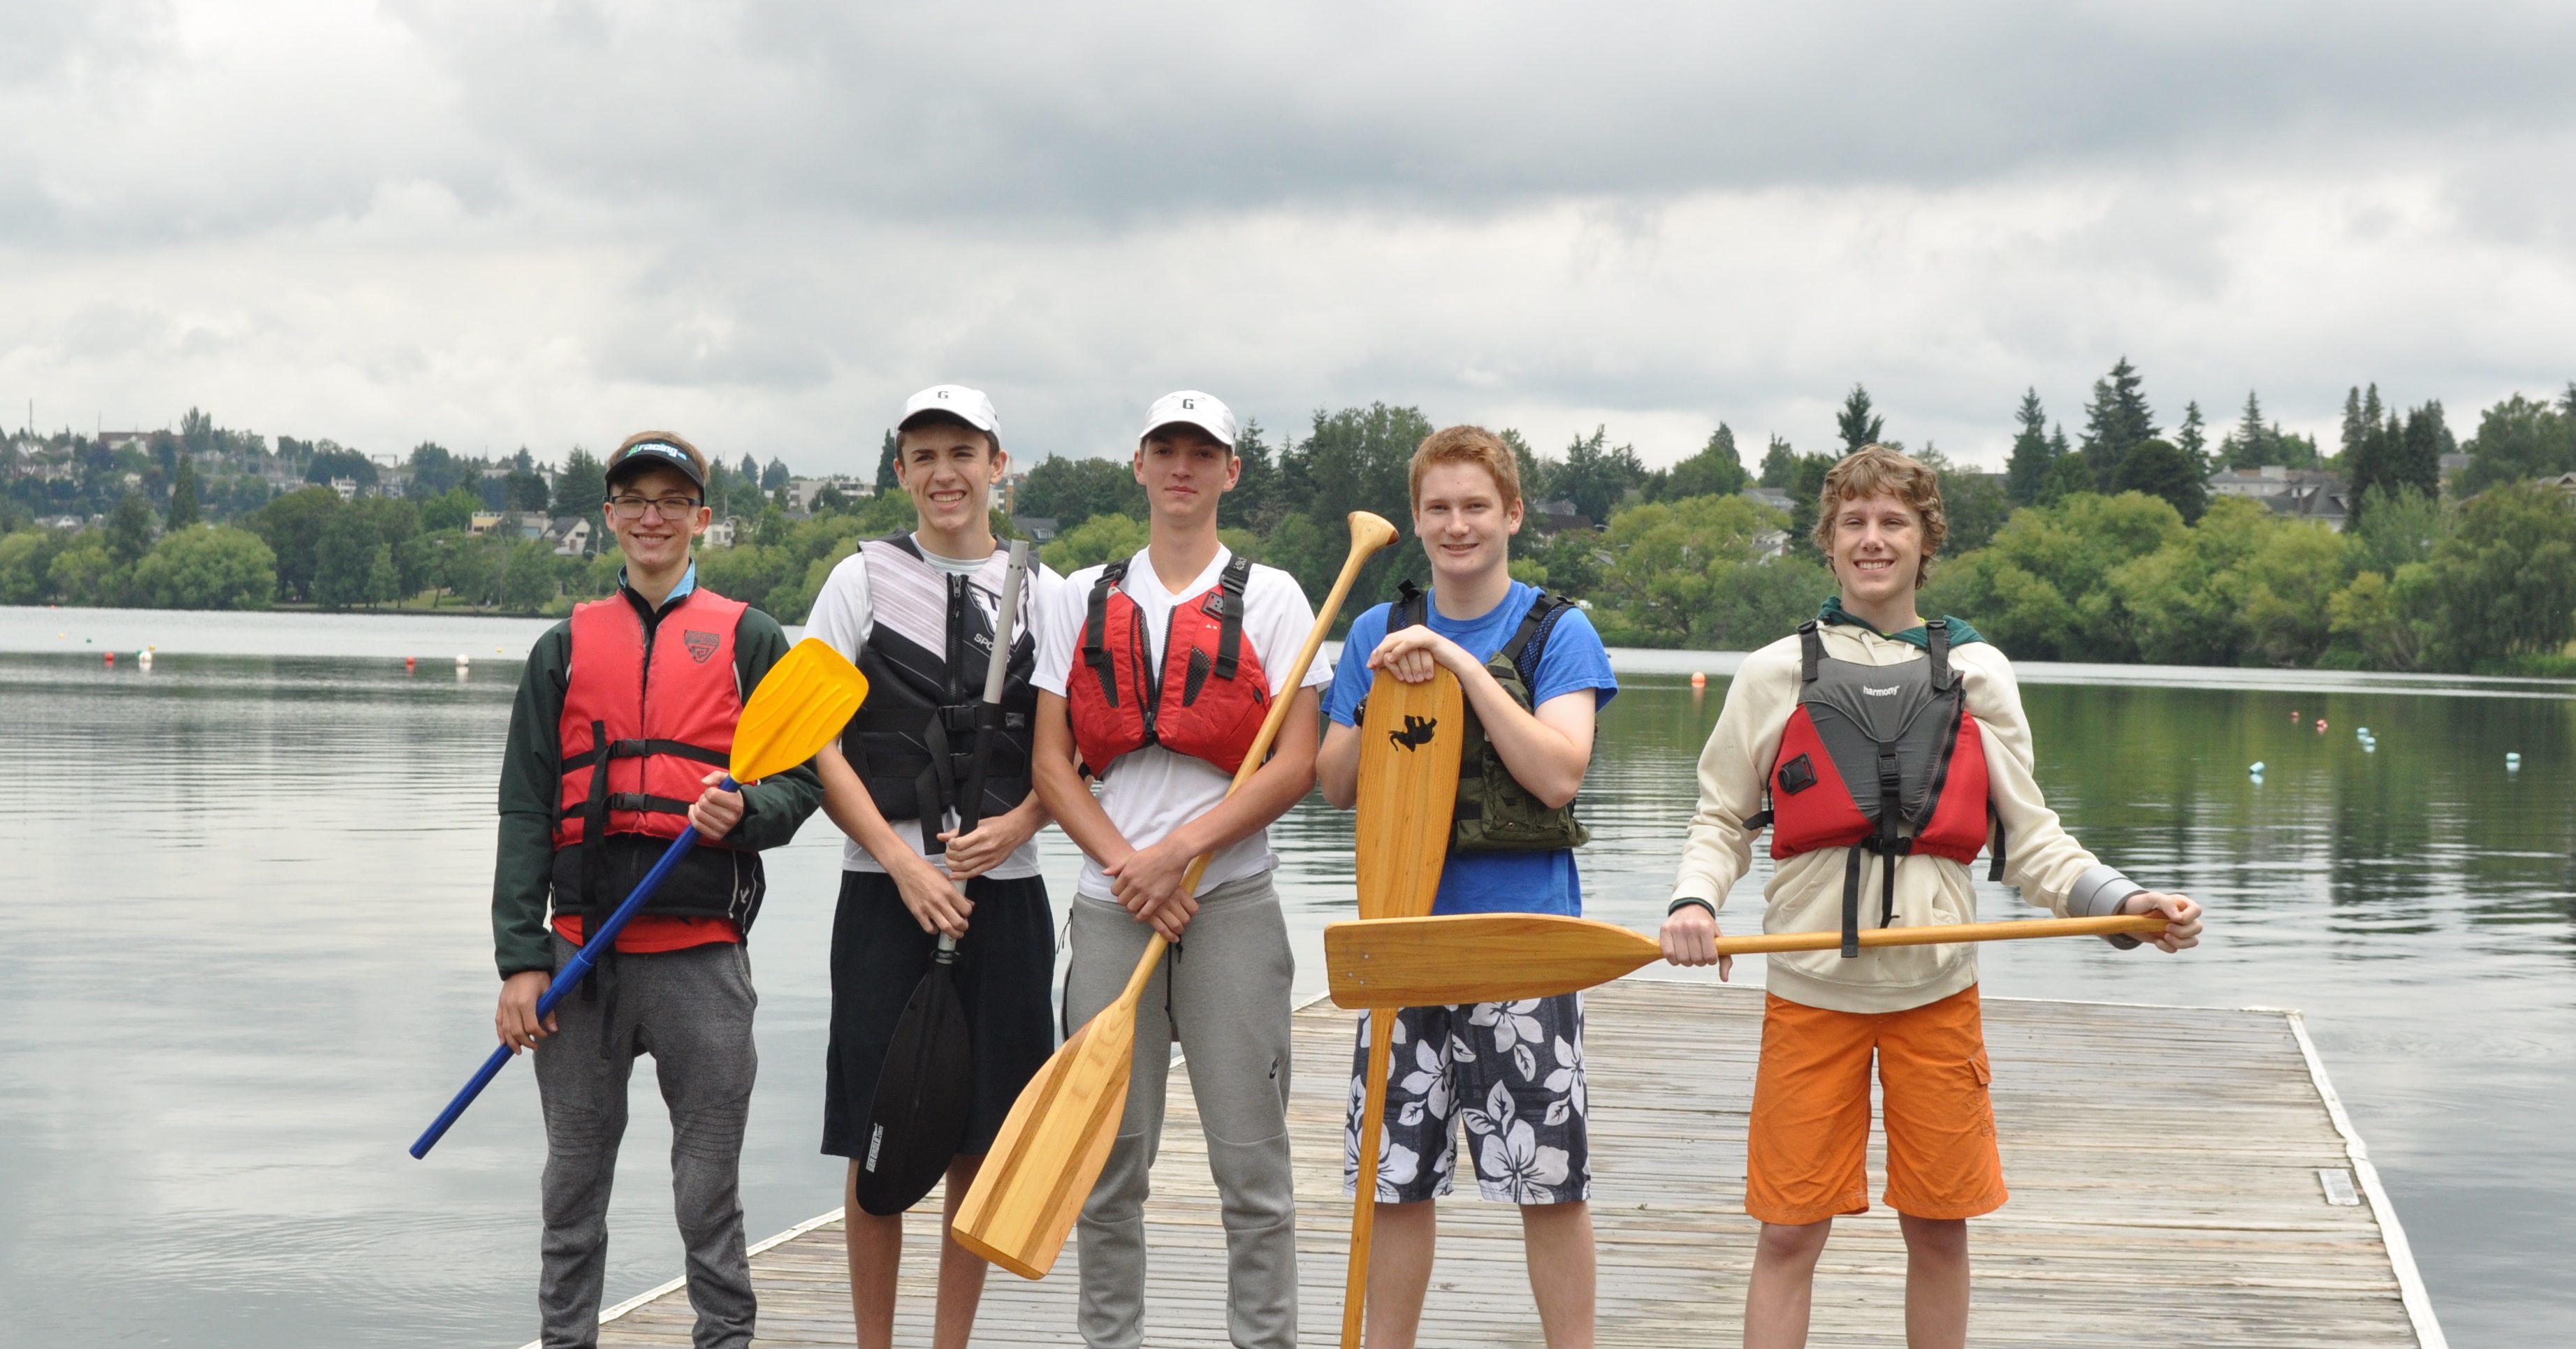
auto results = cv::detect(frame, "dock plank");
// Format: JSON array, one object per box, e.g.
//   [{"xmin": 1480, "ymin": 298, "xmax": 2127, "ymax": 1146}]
[{"xmin": 575, "ymin": 982, "xmax": 2437, "ymax": 1348}]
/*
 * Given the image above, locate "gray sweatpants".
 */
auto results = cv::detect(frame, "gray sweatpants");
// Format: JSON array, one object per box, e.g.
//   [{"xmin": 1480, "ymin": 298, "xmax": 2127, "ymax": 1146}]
[
  {"xmin": 1065, "ymin": 873, "xmax": 1298, "ymax": 1349},
  {"xmin": 532, "ymin": 935, "xmax": 759, "ymax": 1349}
]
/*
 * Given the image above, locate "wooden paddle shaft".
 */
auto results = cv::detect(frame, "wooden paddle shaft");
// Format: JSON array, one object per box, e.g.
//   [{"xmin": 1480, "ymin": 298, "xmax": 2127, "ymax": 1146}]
[{"xmin": 1721, "ymin": 912, "xmax": 2168, "ymax": 955}]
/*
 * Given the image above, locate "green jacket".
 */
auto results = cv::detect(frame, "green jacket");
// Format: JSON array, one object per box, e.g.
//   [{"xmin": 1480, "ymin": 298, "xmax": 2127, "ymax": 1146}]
[{"xmin": 490, "ymin": 578, "xmax": 822, "ymax": 978}]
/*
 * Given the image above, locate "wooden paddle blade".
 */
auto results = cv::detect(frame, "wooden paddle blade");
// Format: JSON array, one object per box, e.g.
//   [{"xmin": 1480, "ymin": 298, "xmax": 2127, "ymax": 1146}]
[
  {"xmin": 730, "ymin": 637, "xmax": 869, "ymax": 783},
  {"xmin": 1355, "ymin": 667, "xmax": 1465, "ymax": 922},
  {"xmin": 1325, "ymin": 913, "xmax": 1659, "ymax": 1009},
  {"xmin": 852, "ymin": 960, "xmax": 974, "ymax": 1217},
  {"xmin": 951, "ymin": 997, "xmax": 1139, "ymax": 1279}
]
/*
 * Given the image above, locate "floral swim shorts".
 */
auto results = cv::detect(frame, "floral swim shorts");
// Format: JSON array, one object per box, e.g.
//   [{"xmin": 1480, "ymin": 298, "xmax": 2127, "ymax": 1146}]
[{"xmin": 1340, "ymin": 992, "xmax": 1590, "ymax": 1205}]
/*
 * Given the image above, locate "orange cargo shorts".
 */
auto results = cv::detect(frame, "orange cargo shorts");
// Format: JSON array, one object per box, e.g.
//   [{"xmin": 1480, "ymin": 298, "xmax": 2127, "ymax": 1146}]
[{"xmin": 1745, "ymin": 984, "xmax": 2007, "ymax": 1225}]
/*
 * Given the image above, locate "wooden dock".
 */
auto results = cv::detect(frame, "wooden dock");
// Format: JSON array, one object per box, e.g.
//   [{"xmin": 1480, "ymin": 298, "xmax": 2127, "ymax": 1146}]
[{"xmin": 565, "ymin": 981, "xmax": 2443, "ymax": 1348}]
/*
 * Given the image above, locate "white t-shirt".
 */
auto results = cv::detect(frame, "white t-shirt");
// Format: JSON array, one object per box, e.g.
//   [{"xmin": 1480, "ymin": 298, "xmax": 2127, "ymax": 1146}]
[
  {"xmin": 1034, "ymin": 545, "xmax": 1330, "ymax": 900},
  {"xmin": 805, "ymin": 534, "xmax": 1065, "ymax": 880}
]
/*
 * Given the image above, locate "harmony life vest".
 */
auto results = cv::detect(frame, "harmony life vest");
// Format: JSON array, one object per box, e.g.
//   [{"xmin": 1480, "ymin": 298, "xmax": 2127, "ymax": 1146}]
[
  {"xmin": 1070, "ymin": 553, "xmax": 1272, "ymax": 777},
  {"xmin": 552, "ymin": 587, "xmax": 764, "ymax": 935},
  {"xmin": 838, "ymin": 534, "xmax": 1038, "ymax": 826},
  {"xmin": 1388, "ymin": 582, "xmax": 1589, "ymax": 852},
  {"xmin": 1746, "ymin": 620, "xmax": 2001, "ymax": 958}
]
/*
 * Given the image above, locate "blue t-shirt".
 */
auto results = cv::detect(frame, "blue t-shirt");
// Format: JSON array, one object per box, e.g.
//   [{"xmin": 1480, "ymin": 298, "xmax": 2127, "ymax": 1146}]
[{"xmin": 1323, "ymin": 583, "xmax": 1617, "ymax": 917}]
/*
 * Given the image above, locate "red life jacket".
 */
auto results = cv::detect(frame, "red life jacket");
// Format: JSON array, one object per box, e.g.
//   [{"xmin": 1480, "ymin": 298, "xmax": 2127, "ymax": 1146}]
[
  {"xmin": 1070, "ymin": 553, "xmax": 1271, "ymax": 776},
  {"xmin": 552, "ymin": 586, "xmax": 762, "ymax": 933},
  {"xmin": 1747, "ymin": 620, "xmax": 2001, "ymax": 958}
]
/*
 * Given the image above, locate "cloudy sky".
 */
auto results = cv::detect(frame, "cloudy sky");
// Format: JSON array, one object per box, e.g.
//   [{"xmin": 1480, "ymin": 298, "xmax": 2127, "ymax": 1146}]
[{"xmin": 6, "ymin": 1, "xmax": 2575, "ymax": 475}]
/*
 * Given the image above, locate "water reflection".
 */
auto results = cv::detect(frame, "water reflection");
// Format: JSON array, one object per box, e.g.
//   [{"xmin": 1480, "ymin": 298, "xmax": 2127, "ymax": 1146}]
[{"xmin": 0, "ymin": 643, "xmax": 2568, "ymax": 1348}]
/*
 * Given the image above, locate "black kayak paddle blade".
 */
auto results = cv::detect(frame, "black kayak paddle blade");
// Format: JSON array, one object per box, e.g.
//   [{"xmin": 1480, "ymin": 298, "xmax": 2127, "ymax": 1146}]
[{"xmin": 853, "ymin": 954, "xmax": 974, "ymax": 1216}]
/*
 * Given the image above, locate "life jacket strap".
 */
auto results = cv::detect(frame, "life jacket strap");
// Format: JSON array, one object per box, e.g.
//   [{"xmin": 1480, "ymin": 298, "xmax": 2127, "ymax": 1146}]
[
  {"xmin": 1798, "ymin": 621, "xmax": 1824, "ymax": 683},
  {"xmin": 606, "ymin": 792, "xmax": 700, "ymax": 817},
  {"xmin": 1988, "ymin": 805, "xmax": 2007, "ymax": 882},
  {"xmin": 560, "ymin": 738, "xmax": 729, "ymax": 773},
  {"xmin": 1209, "ymin": 554, "xmax": 1251, "ymax": 680},
  {"xmin": 1926, "ymin": 617, "xmax": 1954, "ymax": 690},
  {"xmin": 1080, "ymin": 560, "xmax": 1129, "ymax": 708}
]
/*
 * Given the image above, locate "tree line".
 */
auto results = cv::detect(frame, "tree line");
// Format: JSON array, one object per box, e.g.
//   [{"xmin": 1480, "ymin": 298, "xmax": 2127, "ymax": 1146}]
[{"xmin": 7, "ymin": 366, "xmax": 2575, "ymax": 676}]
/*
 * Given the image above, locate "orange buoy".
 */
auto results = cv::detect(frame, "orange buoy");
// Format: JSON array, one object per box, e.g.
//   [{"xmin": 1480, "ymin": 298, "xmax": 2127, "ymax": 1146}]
[
  {"xmin": 104, "ymin": 652, "xmax": 115, "ymax": 665},
  {"xmin": 2315, "ymin": 718, "xmax": 2328, "ymax": 733},
  {"xmin": 1689, "ymin": 671, "xmax": 1707, "ymax": 687},
  {"xmin": 405, "ymin": 655, "xmax": 417, "ymax": 672}
]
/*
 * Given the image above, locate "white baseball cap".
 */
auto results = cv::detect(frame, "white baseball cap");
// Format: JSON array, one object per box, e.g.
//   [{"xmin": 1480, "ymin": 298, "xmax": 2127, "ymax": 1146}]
[
  {"xmin": 900, "ymin": 384, "xmax": 1000, "ymax": 437},
  {"xmin": 1139, "ymin": 390, "xmax": 1237, "ymax": 449}
]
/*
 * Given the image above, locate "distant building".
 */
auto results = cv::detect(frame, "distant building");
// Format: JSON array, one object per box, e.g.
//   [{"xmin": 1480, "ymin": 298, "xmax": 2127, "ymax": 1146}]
[
  {"xmin": 785, "ymin": 476, "xmax": 874, "ymax": 514},
  {"xmin": 1012, "ymin": 515, "xmax": 1058, "ymax": 544},
  {"xmin": 96, "ymin": 430, "xmax": 151, "ymax": 451},
  {"xmin": 43, "ymin": 515, "xmax": 84, "ymax": 531},
  {"xmin": 998, "ymin": 471, "xmax": 1030, "ymax": 514},
  {"xmin": 2207, "ymin": 465, "xmax": 2341, "ymax": 500},
  {"xmin": 1751, "ymin": 528, "xmax": 1791, "ymax": 560},
  {"xmin": 547, "ymin": 517, "xmax": 596, "ymax": 557},
  {"xmin": 1530, "ymin": 499, "xmax": 1594, "ymax": 535},
  {"xmin": 2540, "ymin": 471, "xmax": 2576, "ymax": 501},
  {"xmin": 704, "ymin": 516, "xmax": 744, "ymax": 548},
  {"xmin": 2438, "ymin": 453, "xmax": 2471, "ymax": 490},
  {"xmin": 2259, "ymin": 478, "xmax": 2350, "ymax": 532},
  {"xmin": 1742, "ymin": 486, "xmax": 1796, "ymax": 513},
  {"xmin": 328, "ymin": 476, "xmax": 360, "ymax": 502}
]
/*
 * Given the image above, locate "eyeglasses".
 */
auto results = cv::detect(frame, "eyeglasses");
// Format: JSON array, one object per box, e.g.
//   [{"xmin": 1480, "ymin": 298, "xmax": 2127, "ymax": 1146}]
[{"xmin": 606, "ymin": 495, "xmax": 704, "ymax": 520}]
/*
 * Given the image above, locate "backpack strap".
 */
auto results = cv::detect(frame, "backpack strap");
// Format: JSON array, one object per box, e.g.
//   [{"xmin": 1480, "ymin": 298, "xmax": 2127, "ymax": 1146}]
[{"xmin": 1797, "ymin": 620, "xmax": 1824, "ymax": 683}]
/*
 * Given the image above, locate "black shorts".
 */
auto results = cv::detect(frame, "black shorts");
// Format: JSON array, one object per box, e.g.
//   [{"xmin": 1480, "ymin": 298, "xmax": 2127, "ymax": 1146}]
[{"xmin": 820, "ymin": 868, "xmax": 1058, "ymax": 1160}]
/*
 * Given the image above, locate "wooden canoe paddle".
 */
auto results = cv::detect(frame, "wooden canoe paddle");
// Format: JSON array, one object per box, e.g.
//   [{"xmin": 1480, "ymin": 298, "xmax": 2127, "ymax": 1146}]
[
  {"xmin": 853, "ymin": 540, "xmax": 1032, "ymax": 1217},
  {"xmin": 1324, "ymin": 911, "xmax": 2173, "ymax": 1009},
  {"xmin": 1342, "ymin": 665, "xmax": 1466, "ymax": 1349},
  {"xmin": 952, "ymin": 511, "xmax": 1401, "ymax": 1281}
]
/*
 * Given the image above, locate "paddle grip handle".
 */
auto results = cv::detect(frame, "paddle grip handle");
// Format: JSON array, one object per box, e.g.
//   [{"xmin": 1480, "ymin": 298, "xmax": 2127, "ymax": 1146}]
[{"xmin": 409, "ymin": 777, "xmax": 739, "ymax": 1158}]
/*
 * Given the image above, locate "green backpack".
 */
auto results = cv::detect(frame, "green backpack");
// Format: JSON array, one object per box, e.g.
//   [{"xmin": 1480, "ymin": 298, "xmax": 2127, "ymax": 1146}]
[{"xmin": 1388, "ymin": 583, "xmax": 1591, "ymax": 853}]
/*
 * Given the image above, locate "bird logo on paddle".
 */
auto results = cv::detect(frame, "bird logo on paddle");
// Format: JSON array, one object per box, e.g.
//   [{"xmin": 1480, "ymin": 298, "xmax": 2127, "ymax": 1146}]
[{"xmin": 1388, "ymin": 714, "xmax": 1440, "ymax": 752}]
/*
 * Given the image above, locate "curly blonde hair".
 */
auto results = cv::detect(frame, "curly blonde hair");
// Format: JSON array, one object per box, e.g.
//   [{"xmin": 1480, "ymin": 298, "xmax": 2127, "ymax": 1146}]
[{"xmin": 1810, "ymin": 444, "xmax": 1947, "ymax": 588}]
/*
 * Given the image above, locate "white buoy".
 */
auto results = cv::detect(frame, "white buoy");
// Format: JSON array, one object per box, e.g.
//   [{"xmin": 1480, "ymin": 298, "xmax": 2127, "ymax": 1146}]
[
  {"xmin": 456, "ymin": 653, "xmax": 471, "ymax": 669},
  {"xmin": 2505, "ymin": 752, "xmax": 2522, "ymax": 769},
  {"xmin": 2248, "ymin": 761, "xmax": 2265, "ymax": 774},
  {"xmin": 136, "ymin": 650, "xmax": 153, "ymax": 667}
]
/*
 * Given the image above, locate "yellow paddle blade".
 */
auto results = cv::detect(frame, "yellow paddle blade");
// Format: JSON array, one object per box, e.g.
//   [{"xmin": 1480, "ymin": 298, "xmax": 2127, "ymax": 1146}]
[
  {"xmin": 729, "ymin": 637, "xmax": 868, "ymax": 783},
  {"xmin": 951, "ymin": 999, "xmax": 1138, "ymax": 1279},
  {"xmin": 1354, "ymin": 667, "xmax": 1464, "ymax": 923}
]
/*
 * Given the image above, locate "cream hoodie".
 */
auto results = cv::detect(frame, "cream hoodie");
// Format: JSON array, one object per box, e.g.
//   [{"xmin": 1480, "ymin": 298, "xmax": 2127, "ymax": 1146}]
[{"xmin": 1670, "ymin": 620, "xmax": 2144, "ymax": 1014}]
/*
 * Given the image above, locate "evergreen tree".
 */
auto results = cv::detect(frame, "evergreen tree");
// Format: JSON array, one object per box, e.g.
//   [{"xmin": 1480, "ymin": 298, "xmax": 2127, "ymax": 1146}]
[
  {"xmin": 2004, "ymin": 388, "xmax": 2057, "ymax": 505},
  {"xmin": 2114, "ymin": 439, "xmax": 2208, "ymax": 523},
  {"xmin": 1554, "ymin": 426, "xmax": 1647, "ymax": 523},
  {"xmin": 180, "ymin": 407, "xmax": 214, "ymax": 458},
  {"xmin": 553, "ymin": 446, "xmax": 608, "ymax": 516},
  {"xmin": 1660, "ymin": 423, "xmax": 1750, "ymax": 500},
  {"xmin": 1835, "ymin": 384, "xmax": 1884, "ymax": 452},
  {"xmin": 2079, "ymin": 356, "xmax": 2157, "ymax": 488},
  {"xmin": 2396, "ymin": 401, "xmax": 2449, "ymax": 500},
  {"xmin": 2225, "ymin": 390, "xmax": 2273, "ymax": 469},
  {"xmin": 168, "ymin": 458, "xmax": 203, "ymax": 530},
  {"xmin": 2177, "ymin": 400, "xmax": 2208, "ymax": 466},
  {"xmin": 762, "ymin": 457, "xmax": 790, "ymax": 490},
  {"xmin": 2046, "ymin": 423, "xmax": 2090, "ymax": 499},
  {"xmin": 1758, "ymin": 435, "xmax": 1800, "ymax": 488},
  {"xmin": 874, "ymin": 430, "xmax": 899, "ymax": 493},
  {"xmin": 2338, "ymin": 385, "xmax": 2371, "ymax": 469},
  {"xmin": 1499, "ymin": 430, "xmax": 1546, "ymax": 506},
  {"xmin": 738, "ymin": 453, "xmax": 759, "ymax": 484},
  {"xmin": 109, "ymin": 491, "xmax": 158, "ymax": 566}
]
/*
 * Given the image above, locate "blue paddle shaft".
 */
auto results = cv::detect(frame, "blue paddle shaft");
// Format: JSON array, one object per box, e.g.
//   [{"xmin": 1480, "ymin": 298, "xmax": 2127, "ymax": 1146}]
[{"xmin": 409, "ymin": 777, "xmax": 738, "ymax": 1159}]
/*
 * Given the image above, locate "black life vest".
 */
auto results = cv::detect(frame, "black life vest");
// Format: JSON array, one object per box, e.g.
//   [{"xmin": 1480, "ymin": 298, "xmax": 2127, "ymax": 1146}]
[
  {"xmin": 1070, "ymin": 552, "xmax": 1272, "ymax": 777},
  {"xmin": 1745, "ymin": 620, "xmax": 2001, "ymax": 958},
  {"xmin": 1388, "ymin": 582, "xmax": 1589, "ymax": 852},
  {"xmin": 550, "ymin": 585, "xmax": 766, "ymax": 938},
  {"xmin": 838, "ymin": 533, "xmax": 1038, "ymax": 825}
]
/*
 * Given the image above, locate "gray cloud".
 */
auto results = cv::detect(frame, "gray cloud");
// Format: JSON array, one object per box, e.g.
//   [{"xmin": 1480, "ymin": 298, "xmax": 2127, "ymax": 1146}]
[{"xmin": 3, "ymin": 1, "xmax": 2573, "ymax": 471}]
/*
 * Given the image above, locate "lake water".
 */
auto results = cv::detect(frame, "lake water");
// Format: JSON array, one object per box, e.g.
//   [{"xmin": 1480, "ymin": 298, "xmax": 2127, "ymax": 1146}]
[{"xmin": 3, "ymin": 606, "xmax": 2570, "ymax": 1348}]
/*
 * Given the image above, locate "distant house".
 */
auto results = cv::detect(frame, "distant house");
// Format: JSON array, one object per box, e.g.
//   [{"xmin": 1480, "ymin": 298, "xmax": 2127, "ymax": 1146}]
[
  {"xmin": 2540, "ymin": 471, "xmax": 2576, "ymax": 501},
  {"xmin": 2438, "ymin": 453, "xmax": 2471, "ymax": 490},
  {"xmin": 328, "ymin": 476, "xmax": 360, "ymax": 502},
  {"xmin": 547, "ymin": 517, "xmax": 596, "ymax": 557},
  {"xmin": 467, "ymin": 511, "xmax": 504, "ymax": 537},
  {"xmin": 1742, "ymin": 486, "xmax": 1796, "ymax": 514},
  {"xmin": 1751, "ymin": 528, "xmax": 1791, "ymax": 560},
  {"xmin": 785, "ymin": 475, "xmax": 874, "ymax": 515},
  {"xmin": 1531, "ymin": 499, "xmax": 1594, "ymax": 535},
  {"xmin": 704, "ymin": 516, "xmax": 744, "ymax": 548},
  {"xmin": 2207, "ymin": 465, "xmax": 2341, "ymax": 499},
  {"xmin": 43, "ymin": 515, "xmax": 84, "ymax": 531},
  {"xmin": 2260, "ymin": 478, "xmax": 2350, "ymax": 532},
  {"xmin": 96, "ymin": 430, "xmax": 150, "ymax": 451},
  {"xmin": 1012, "ymin": 515, "xmax": 1059, "ymax": 544},
  {"xmin": 998, "ymin": 471, "xmax": 1030, "ymax": 514}
]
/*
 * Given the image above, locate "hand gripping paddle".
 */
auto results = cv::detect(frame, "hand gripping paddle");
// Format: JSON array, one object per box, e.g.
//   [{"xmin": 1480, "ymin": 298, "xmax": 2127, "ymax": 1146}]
[
  {"xmin": 409, "ymin": 636, "xmax": 869, "ymax": 1158},
  {"xmin": 1342, "ymin": 665, "xmax": 1465, "ymax": 1349},
  {"xmin": 952, "ymin": 511, "xmax": 1401, "ymax": 1281},
  {"xmin": 1323, "ymin": 911, "xmax": 2174, "ymax": 1009},
  {"xmin": 854, "ymin": 540, "xmax": 1032, "ymax": 1216}
]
